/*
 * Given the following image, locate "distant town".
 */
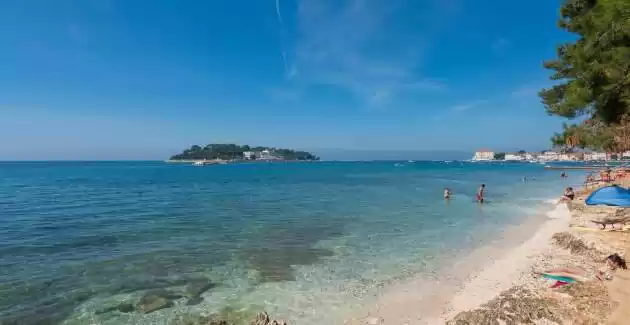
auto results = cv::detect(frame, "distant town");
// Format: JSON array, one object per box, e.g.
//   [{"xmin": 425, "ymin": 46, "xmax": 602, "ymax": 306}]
[{"xmin": 471, "ymin": 149, "xmax": 630, "ymax": 162}]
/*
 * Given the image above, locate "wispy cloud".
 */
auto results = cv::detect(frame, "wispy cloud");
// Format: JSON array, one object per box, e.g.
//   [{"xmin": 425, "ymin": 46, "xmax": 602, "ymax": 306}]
[
  {"xmin": 275, "ymin": 0, "xmax": 284, "ymax": 24},
  {"xmin": 276, "ymin": 0, "xmax": 452, "ymax": 105},
  {"xmin": 275, "ymin": 0, "xmax": 293, "ymax": 78},
  {"xmin": 451, "ymin": 104, "xmax": 473, "ymax": 112},
  {"xmin": 450, "ymin": 99, "xmax": 487, "ymax": 112},
  {"xmin": 431, "ymin": 99, "xmax": 486, "ymax": 121}
]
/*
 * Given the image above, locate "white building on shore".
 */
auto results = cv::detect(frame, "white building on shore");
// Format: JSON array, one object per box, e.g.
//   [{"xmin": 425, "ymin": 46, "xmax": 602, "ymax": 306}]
[
  {"xmin": 259, "ymin": 149, "xmax": 281, "ymax": 160},
  {"xmin": 504, "ymin": 153, "xmax": 525, "ymax": 161},
  {"xmin": 242, "ymin": 151, "xmax": 256, "ymax": 160},
  {"xmin": 524, "ymin": 153, "xmax": 538, "ymax": 161},
  {"xmin": 471, "ymin": 149, "xmax": 495, "ymax": 161},
  {"xmin": 584, "ymin": 152, "xmax": 608, "ymax": 161},
  {"xmin": 540, "ymin": 151, "xmax": 560, "ymax": 161}
]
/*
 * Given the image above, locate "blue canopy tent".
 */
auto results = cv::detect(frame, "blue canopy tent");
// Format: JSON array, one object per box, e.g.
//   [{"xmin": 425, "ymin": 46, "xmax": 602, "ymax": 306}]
[{"xmin": 585, "ymin": 185, "xmax": 630, "ymax": 207}]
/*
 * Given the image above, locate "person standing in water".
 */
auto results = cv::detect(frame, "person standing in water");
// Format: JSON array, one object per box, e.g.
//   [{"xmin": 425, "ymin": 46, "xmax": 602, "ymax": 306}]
[
  {"xmin": 476, "ymin": 184, "xmax": 485, "ymax": 203},
  {"xmin": 444, "ymin": 188, "xmax": 452, "ymax": 199}
]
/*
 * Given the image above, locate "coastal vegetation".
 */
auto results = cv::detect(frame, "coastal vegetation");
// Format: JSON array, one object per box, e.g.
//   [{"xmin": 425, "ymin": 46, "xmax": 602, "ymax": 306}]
[
  {"xmin": 540, "ymin": 0, "xmax": 630, "ymax": 152},
  {"xmin": 169, "ymin": 144, "xmax": 320, "ymax": 161}
]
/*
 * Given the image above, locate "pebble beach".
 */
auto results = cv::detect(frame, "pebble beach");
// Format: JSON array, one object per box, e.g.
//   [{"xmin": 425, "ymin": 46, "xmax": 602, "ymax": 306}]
[{"xmin": 440, "ymin": 176, "xmax": 630, "ymax": 324}]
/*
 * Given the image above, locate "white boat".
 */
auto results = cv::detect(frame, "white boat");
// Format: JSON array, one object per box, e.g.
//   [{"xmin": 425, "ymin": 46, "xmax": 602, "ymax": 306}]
[{"xmin": 192, "ymin": 161, "xmax": 205, "ymax": 166}]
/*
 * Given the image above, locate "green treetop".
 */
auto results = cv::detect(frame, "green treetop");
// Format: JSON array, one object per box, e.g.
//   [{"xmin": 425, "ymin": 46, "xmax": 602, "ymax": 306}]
[{"xmin": 539, "ymin": 0, "xmax": 630, "ymax": 151}]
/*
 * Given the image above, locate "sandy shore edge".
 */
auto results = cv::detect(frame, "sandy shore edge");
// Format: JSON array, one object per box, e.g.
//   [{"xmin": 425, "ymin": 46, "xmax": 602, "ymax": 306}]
[
  {"xmin": 443, "ymin": 182, "xmax": 630, "ymax": 325},
  {"xmin": 346, "ymin": 180, "xmax": 630, "ymax": 325}
]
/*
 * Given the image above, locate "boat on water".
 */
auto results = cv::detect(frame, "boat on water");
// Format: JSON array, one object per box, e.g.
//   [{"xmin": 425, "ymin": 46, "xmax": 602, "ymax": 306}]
[{"xmin": 191, "ymin": 160, "xmax": 228, "ymax": 166}]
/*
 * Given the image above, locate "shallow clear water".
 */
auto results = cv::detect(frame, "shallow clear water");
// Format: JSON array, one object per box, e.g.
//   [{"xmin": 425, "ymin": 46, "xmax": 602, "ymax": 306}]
[{"xmin": 0, "ymin": 161, "xmax": 584, "ymax": 325}]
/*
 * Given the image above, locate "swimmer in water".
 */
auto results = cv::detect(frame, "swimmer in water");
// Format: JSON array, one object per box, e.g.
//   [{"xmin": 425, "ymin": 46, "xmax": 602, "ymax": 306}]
[
  {"xmin": 444, "ymin": 188, "xmax": 451, "ymax": 199},
  {"xmin": 476, "ymin": 184, "xmax": 485, "ymax": 203}
]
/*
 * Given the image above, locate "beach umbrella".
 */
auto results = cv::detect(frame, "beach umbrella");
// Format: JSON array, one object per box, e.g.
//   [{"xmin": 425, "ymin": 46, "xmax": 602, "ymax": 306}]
[{"xmin": 585, "ymin": 185, "xmax": 630, "ymax": 207}]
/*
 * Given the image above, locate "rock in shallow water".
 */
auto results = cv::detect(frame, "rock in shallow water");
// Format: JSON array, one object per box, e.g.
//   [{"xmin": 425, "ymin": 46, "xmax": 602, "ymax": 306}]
[
  {"xmin": 185, "ymin": 279, "xmax": 215, "ymax": 297},
  {"xmin": 135, "ymin": 294, "xmax": 174, "ymax": 313},
  {"xmin": 95, "ymin": 302, "xmax": 134, "ymax": 315},
  {"xmin": 185, "ymin": 296, "xmax": 204, "ymax": 306},
  {"xmin": 249, "ymin": 312, "xmax": 286, "ymax": 325},
  {"xmin": 171, "ymin": 311, "xmax": 287, "ymax": 325}
]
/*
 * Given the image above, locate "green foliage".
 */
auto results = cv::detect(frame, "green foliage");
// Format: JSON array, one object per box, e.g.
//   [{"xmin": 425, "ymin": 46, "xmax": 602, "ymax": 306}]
[
  {"xmin": 540, "ymin": 0, "xmax": 630, "ymax": 123},
  {"xmin": 170, "ymin": 144, "xmax": 319, "ymax": 161},
  {"xmin": 494, "ymin": 152, "xmax": 506, "ymax": 160},
  {"xmin": 540, "ymin": 0, "xmax": 630, "ymax": 150}
]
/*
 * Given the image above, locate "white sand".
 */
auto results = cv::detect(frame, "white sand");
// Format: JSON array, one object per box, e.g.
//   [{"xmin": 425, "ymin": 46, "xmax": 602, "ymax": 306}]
[{"xmin": 346, "ymin": 204, "xmax": 572, "ymax": 325}]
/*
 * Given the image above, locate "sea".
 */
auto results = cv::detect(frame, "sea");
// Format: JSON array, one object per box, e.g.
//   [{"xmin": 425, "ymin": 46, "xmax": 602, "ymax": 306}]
[{"xmin": 0, "ymin": 161, "xmax": 586, "ymax": 325}]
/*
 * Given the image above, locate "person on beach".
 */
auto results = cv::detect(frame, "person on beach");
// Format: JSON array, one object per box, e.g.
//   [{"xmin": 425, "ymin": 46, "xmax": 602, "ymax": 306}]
[
  {"xmin": 558, "ymin": 187, "xmax": 575, "ymax": 203},
  {"xmin": 536, "ymin": 254, "xmax": 627, "ymax": 288},
  {"xmin": 444, "ymin": 188, "xmax": 452, "ymax": 199},
  {"xmin": 476, "ymin": 184, "xmax": 485, "ymax": 203},
  {"xmin": 601, "ymin": 168, "xmax": 612, "ymax": 182},
  {"xmin": 561, "ymin": 172, "xmax": 567, "ymax": 178}
]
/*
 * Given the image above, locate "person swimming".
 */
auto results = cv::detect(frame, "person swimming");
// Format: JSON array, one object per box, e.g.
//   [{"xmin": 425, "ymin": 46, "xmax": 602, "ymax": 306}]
[
  {"xmin": 476, "ymin": 184, "xmax": 485, "ymax": 203},
  {"xmin": 444, "ymin": 188, "xmax": 452, "ymax": 199}
]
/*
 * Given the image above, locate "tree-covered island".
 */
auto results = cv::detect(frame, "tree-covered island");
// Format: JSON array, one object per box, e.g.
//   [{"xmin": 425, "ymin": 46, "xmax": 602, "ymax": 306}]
[{"xmin": 169, "ymin": 144, "xmax": 320, "ymax": 161}]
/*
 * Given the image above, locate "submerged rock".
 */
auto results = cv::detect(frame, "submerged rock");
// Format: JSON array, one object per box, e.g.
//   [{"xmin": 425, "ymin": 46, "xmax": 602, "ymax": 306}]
[
  {"xmin": 145, "ymin": 289, "xmax": 184, "ymax": 300},
  {"xmin": 135, "ymin": 293, "xmax": 174, "ymax": 313},
  {"xmin": 170, "ymin": 311, "xmax": 286, "ymax": 325},
  {"xmin": 110, "ymin": 277, "xmax": 190, "ymax": 294},
  {"xmin": 185, "ymin": 279, "xmax": 216, "ymax": 297},
  {"xmin": 171, "ymin": 315, "xmax": 229, "ymax": 325},
  {"xmin": 185, "ymin": 296, "xmax": 204, "ymax": 306},
  {"xmin": 249, "ymin": 312, "xmax": 286, "ymax": 325},
  {"xmin": 95, "ymin": 302, "xmax": 134, "ymax": 315}
]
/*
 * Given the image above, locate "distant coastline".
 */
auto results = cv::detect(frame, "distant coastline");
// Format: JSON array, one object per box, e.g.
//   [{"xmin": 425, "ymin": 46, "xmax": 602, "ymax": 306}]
[{"xmin": 471, "ymin": 149, "xmax": 630, "ymax": 163}]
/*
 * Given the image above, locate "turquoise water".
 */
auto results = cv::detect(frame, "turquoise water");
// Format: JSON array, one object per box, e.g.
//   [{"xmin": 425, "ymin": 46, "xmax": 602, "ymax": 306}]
[{"xmin": 0, "ymin": 161, "xmax": 583, "ymax": 325}]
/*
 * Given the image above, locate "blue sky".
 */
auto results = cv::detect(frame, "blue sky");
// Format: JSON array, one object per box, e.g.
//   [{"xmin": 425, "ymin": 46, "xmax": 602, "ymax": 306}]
[{"xmin": 0, "ymin": 0, "xmax": 570, "ymax": 160}]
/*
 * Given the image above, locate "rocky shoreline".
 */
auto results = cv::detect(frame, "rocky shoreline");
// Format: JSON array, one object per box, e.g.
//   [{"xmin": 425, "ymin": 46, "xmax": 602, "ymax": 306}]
[
  {"xmin": 79, "ymin": 276, "xmax": 288, "ymax": 325},
  {"xmin": 446, "ymin": 182, "xmax": 630, "ymax": 325}
]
